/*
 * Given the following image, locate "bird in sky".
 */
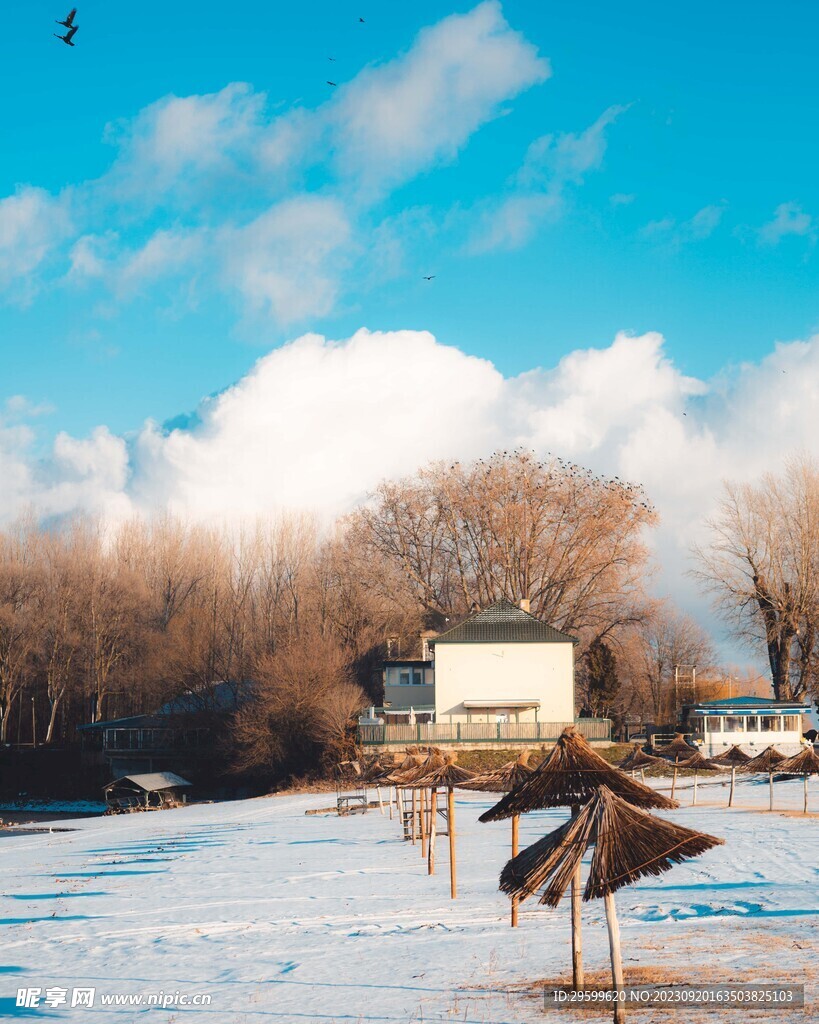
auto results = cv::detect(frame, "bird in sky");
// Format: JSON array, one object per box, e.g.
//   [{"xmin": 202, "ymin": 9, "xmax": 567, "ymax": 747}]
[
  {"xmin": 326, "ymin": 81, "xmax": 337, "ymax": 87},
  {"xmin": 56, "ymin": 7, "xmax": 76, "ymax": 28},
  {"xmin": 54, "ymin": 24, "xmax": 78, "ymax": 45},
  {"xmin": 327, "ymin": 56, "xmax": 336, "ymax": 62},
  {"xmin": 359, "ymin": 17, "xmax": 365, "ymax": 23},
  {"xmin": 423, "ymin": 275, "xmax": 435, "ymax": 281}
]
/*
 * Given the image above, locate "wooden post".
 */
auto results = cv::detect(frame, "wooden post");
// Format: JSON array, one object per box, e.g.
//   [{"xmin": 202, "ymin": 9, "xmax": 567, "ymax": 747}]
[
  {"xmin": 447, "ymin": 786, "xmax": 457, "ymax": 899},
  {"xmin": 640, "ymin": 768, "xmax": 645, "ymax": 785},
  {"xmin": 769, "ymin": 771, "xmax": 774, "ymax": 812},
  {"xmin": 570, "ymin": 803, "xmax": 584, "ymax": 992},
  {"xmin": 671, "ymin": 765, "xmax": 678, "ymax": 800},
  {"xmin": 411, "ymin": 788, "xmax": 417, "ymax": 844},
  {"xmin": 604, "ymin": 891, "xmax": 626, "ymax": 1024},
  {"xmin": 388, "ymin": 785, "xmax": 394, "ymax": 820},
  {"xmin": 427, "ymin": 788, "xmax": 436, "ymax": 875},
  {"xmin": 376, "ymin": 785, "xmax": 384, "ymax": 815},
  {"xmin": 728, "ymin": 766, "xmax": 736, "ymax": 808},
  {"xmin": 511, "ymin": 814, "xmax": 520, "ymax": 927},
  {"xmin": 804, "ymin": 774, "xmax": 809, "ymax": 815},
  {"xmin": 420, "ymin": 787, "xmax": 428, "ymax": 858},
  {"xmin": 692, "ymin": 771, "xmax": 698, "ymax": 806}
]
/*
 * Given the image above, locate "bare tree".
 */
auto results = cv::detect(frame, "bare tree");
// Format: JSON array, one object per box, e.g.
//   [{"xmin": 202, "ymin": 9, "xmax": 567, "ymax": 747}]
[
  {"xmin": 0, "ymin": 522, "xmax": 42, "ymax": 741},
  {"xmin": 618, "ymin": 601, "xmax": 716, "ymax": 722},
  {"xmin": 349, "ymin": 450, "xmax": 657, "ymax": 641},
  {"xmin": 693, "ymin": 457, "xmax": 819, "ymax": 701}
]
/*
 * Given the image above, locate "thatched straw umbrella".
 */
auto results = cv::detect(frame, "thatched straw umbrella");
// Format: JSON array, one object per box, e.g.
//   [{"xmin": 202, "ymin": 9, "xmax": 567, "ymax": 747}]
[
  {"xmin": 407, "ymin": 754, "xmax": 476, "ymax": 898},
  {"xmin": 740, "ymin": 746, "xmax": 787, "ymax": 811},
  {"xmin": 359, "ymin": 757, "xmax": 389, "ymax": 814},
  {"xmin": 400, "ymin": 749, "xmax": 445, "ymax": 870},
  {"xmin": 461, "ymin": 751, "xmax": 534, "ymax": 925},
  {"xmin": 500, "ymin": 786, "xmax": 723, "ymax": 1024},
  {"xmin": 481, "ymin": 726, "xmax": 676, "ymax": 990},
  {"xmin": 777, "ymin": 747, "xmax": 819, "ymax": 813},
  {"xmin": 707, "ymin": 745, "xmax": 750, "ymax": 807},
  {"xmin": 673, "ymin": 750, "xmax": 718, "ymax": 805},
  {"xmin": 384, "ymin": 752, "xmax": 424, "ymax": 842},
  {"xmin": 617, "ymin": 744, "xmax": 664, "ymax": 785},
  {"xmin": 658, "ymin": 733, "xmax": 699, "ymax": 763}
]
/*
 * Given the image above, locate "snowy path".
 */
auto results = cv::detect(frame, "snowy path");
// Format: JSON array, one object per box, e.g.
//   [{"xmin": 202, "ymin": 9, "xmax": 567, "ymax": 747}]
[{"xmin": 1, "ymin": 774, "xmax": 818, "ymax": 1022}]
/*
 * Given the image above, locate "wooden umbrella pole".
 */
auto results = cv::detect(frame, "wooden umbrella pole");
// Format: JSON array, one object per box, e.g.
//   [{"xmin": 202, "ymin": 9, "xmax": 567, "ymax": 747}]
[
  {"xmin": 388, "ymin": 785, "xmax": 393, "ymax": 820},
  {"xmin": 396, "ymin": 786, "xmax": 403, "ymax": 827},
  {"xmin": 692, "ymin": 771, "xmax": 698, "ymax": 806},
  {"xmin": 728, "ymin": 766, "xmax": 736, "ymax": 808},
  {"xmin": 447, "ymin": 786, "xmax": 457, "ymax": 899},
  {"xmin": 510, "ymin": 814, "xmax": 520, "ymax": 927},
  {"xmin": 804, "ymin": 774, "xmax": 809, "ymax": 815},
  {"xmin": 376, "ymin": 785, "xmax": 384, "ymax": 815},
  {"xmin": 570, "ymin": 803, "xmax": 584, "ymax": 992},
  {"xmin": 640, "ymin": 768, "xmax": 645, "ymax": 785},
  {"xmin": 420, "ymin": 787, "xmax": 428, "ymax": 858},
  {"xmin": 769, "ymin": 771, "xmax": 774, "ymax": 812},
  {"xmin": 604, "ymin": 891, "xmax": 626, "ymax": 1024},
  {"xmin": 670, "ymin": 766, "xmax": 678, "ymax": 800},
  {"xmin": 428, "ymin": 788, "xmax": 436, "ymax": 875},
  {"xmin": 411, "ymin": 788, "xmax": 417, "ymax": 844}
]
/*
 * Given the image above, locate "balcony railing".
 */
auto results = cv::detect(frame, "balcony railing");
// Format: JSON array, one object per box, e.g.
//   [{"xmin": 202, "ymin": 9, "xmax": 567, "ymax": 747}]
[{"xmin": 357, "ymin": 718, "xmax": 611, "ymax": 746}]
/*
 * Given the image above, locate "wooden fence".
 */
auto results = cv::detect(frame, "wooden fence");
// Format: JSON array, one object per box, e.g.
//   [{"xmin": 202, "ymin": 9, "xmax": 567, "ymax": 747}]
[{"xmin": 357, "ymin": 718, "xmax": 611, "ymax": 746}]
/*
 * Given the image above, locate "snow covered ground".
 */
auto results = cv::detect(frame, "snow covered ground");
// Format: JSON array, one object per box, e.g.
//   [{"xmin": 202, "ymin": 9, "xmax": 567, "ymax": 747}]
[{"xmin": 0, "ymin": 773, "xmax": 817, "ymax": 1022}]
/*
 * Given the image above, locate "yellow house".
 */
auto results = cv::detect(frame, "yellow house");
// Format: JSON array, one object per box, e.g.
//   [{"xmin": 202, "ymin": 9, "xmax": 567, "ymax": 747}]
[{"xmin": 429, "ymin": 599, "xmax": 577, "ymax": 724}]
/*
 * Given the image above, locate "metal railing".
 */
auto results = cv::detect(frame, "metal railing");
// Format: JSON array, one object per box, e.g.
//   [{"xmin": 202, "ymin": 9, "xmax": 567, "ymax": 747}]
[{"xmin": 357, "ymin": 718, "xmax": 611, "ymax": 746}]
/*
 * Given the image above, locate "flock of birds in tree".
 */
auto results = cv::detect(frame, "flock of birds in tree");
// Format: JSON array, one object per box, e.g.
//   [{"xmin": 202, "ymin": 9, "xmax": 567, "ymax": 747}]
[
  {"xmin": 54, "ymin": 7, "xmax": 78, "ymax": 46},
  {"xmin": 50, "ymin": 10, "xmax": 436, "ymax": 282}
]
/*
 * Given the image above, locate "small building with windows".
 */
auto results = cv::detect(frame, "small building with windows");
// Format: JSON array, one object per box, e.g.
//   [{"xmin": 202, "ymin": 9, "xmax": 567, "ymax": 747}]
[
  {"xmin": 682, "ymin": 695, "xmax": 810, "ymax": 756},
  {"xmin": 382, "ymin": 659, "xmax": 435, "ymax": 722}
]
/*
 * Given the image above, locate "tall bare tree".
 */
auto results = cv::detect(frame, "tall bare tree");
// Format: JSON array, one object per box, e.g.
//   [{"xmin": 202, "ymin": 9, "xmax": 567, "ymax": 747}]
[
  {"xmin": 349, "ymin": 450, "xmax": 657, "ymax": 641},
  {"xmin": 694, "ymin": 457, "xmax": 819, "ymax": 701}
]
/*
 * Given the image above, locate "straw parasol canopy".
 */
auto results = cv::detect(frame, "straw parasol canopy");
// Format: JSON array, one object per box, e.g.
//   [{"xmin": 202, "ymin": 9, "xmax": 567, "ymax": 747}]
[
  {"xmin": 778, "ymin": 746, "xmax": 819, "ymax": 775},
  {"xmin": 778, "ymin": 746, "xmax": 819, "ymax": 813},
  {"xmin": 708, "ymin": 744, "xmax": 751, "ymax": 766},
  {"xmin": 405, "ymin": 753, "xmax": 476, "ymax": 789},
  {"xmin": 500, "ymin": 785, "xmax": 724, "ymax": 907},
  {"xmin": 675, "ymin": 751, "xmax": 718, "ymax": 771},
  {"xmin": 461, "ymin": 750, "xmax": 534, "ymax": 793},
  {"xmin": 658, "ymin": 733, "xmax": 699, "ymax": 762},
  {"xmin": 400, "ymin": 749, "xmax": 446, "ymax": 785},
  {"xmin": 480, "ymin": 726, "xmax": 677, "ymax": 822},
  {"xmin": 617, "ymin": 744, "xmax": 664, "ymax": 772},
  {"xmin": 740, "ymin": 746, "xmax": 787, "ymax": 773},
  {"xmin": 500, "ymin": 786, "xmax": 723, "ymax": 1024}
]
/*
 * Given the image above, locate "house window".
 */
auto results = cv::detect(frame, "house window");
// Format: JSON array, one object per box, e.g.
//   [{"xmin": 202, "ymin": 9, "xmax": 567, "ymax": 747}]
[
  {"xmin": 746, "ymin": 716, "xmax": 761, "ymax": 732},
  {"xmin": 398, "ymin": 668, "xmax": 424, "ymax": 685},
  {"xmin": 760, "ymin": 716, "xmax": 778, "ymax": 732},
  {"xmin": 399, "ymin": 671, "xmax": 410, "ymax": 685},
  {"xmin": 724, "ymin": 715, "xmax": 745, "ymax": 732}
]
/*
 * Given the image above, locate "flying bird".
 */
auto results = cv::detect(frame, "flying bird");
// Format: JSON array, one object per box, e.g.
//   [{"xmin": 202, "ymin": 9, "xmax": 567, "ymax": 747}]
[
  {"xmin": 54, "ymin": 24, "xmax": 78, "ymax": 45},
  {"xmin": 326, "ymin": 81, "xmax": 337, "ymax": 87},
  {"xmin": 56, "ymin": 7, "xmax": 76, "ymax": 27},
  {"xmin": 423, "ymin": 275, "xmax": 435, "ymax": 281},
  {"xmin": 359, "ymin": 17, "xmax": 365, "ymax": 23},
  {"xmin": 328, "ymin": 56, "xmax": 336, "ymax": 61}
]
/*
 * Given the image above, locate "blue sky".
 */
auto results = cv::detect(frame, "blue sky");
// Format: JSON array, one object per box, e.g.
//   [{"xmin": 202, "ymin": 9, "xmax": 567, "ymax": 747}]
[{"xmin": 3, "ymin": 0, "xmax": 819, "ymax": 449}]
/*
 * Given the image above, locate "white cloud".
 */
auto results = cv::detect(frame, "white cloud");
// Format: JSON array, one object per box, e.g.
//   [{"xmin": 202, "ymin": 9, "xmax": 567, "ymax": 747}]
[
  {"xmin": 221, "ymin": 196, "xmax": 352, "ymax": 322},
  {"xmin": 759, "ymin": 202, "xmax": 814, "ymax": 245},
  {"xmin": 328, "ymin": 1, "xmax": 549, "ymax": 191},
  {"xmin": 7, "ymin": 327, "xmax": 819, "ymax": 580},
  {"xmin": 0, "ymin": 187, "xmax": 71, "ymax": 299},
  {"xmin": 641, "ymin": 202, "xmax": 726, "ymax": 249},
  {"xmin": 472, "ymin": 104, "xmax": 627, "ymax": 251}
]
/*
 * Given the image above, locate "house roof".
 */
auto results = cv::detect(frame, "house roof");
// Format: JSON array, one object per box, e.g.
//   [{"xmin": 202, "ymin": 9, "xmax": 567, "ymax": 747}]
[
  {"xmin": 103, "ymin": 771, "xmax": 192, "ymax": 793},
  {"xmin": 685, "ymin": 696, "xmax": 809, "ymax": 711},
  {"xmin": 429, "ymin": 599, "xmax": 578, "ymax": 645},
  {"xmin": 80, "ymin": 680, "xmax": 254, "ymax": 730}
]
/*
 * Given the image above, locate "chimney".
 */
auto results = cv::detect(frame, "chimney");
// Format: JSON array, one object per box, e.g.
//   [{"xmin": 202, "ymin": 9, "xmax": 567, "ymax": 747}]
[{"xmin": 519, "ymin": 598, "xmax": 531, "ymax": 614}]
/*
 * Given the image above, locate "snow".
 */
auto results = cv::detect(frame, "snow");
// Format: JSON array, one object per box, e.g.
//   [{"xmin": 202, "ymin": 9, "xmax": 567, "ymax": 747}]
[{"xmin": 0, "ymin": 773, "xmax": 817, "ymax": 1022}]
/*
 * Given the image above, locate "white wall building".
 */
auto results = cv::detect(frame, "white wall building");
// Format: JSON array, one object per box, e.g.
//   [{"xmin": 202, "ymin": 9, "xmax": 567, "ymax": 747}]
[
  {"xmin": 683, "ymin": 696, "xmax": 810, "ymax": 756},
  {"xmin": 428, "ymin": 599, "xmax": 577, "ymax": 724}
]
